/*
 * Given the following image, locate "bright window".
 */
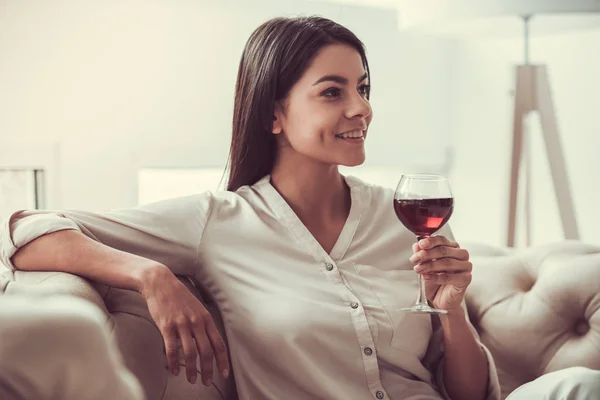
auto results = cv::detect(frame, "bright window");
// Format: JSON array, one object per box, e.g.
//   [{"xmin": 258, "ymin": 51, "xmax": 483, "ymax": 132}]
[{"xmin": 0, "ymin": 169, "xmax": 45, "ymax": 219}]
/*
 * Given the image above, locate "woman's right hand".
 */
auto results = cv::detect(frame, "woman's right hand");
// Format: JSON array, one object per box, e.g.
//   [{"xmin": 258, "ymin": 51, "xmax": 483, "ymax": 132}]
[{"xmin": 139, "ymin": 264, "xmax": 229, "ymax": 386}]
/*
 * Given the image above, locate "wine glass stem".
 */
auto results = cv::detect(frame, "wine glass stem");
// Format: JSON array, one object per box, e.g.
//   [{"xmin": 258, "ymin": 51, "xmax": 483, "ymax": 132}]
[
  {"xmin": 416, "ymin": 273, "xmax": 428, "ymax": 306},
  {"xmin": 415, "ymin": 236, "xmax": 429, "ymax": 307}
]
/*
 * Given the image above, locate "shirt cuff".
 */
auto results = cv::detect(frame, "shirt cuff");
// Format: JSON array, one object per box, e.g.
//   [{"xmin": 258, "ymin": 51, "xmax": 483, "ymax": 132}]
[
  {"xmin": 435, "ymin": 343, "xmax": 501, "ymax": 400},
  {"xmin": 1, "ymin": 210, "xmax": 81, "ymax": 271}
]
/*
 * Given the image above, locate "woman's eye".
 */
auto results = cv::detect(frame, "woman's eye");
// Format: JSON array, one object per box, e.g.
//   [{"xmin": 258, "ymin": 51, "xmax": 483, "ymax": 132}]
[
  {"xmin": 358, "ymin": 84, "xmax": 371, "ymax": 97},
  {"xmin": 322, "ymin": 87, "xmax": 341, "ymax": 98}
]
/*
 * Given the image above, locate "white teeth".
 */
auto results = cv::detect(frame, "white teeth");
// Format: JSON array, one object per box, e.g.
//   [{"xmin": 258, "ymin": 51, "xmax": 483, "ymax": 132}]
[{"xmin": 337, "ymin": 130, "xmax": 364, "ymax": 139}]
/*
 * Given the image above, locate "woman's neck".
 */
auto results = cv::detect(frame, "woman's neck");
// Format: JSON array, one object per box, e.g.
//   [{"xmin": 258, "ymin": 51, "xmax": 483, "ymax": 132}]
[{"xmin": 270, "ymin": 160, "xmax": 351, "ymax": 226}]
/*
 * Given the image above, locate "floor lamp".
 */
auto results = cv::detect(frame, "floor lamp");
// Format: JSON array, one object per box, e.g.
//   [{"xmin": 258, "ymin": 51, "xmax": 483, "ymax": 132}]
[{"xmin": 398, "ymin": 0, "xmax": 600, "ymax": 246}]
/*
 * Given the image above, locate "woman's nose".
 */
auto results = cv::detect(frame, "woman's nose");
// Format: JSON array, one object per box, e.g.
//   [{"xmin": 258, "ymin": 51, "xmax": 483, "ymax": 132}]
[{"xmin": 346, "ymin": 92, "xmax": 371, "ymax": 120}]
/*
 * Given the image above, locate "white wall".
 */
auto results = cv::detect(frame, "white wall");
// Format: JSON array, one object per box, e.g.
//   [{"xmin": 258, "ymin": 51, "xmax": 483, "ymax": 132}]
[
  {"xmin": 0, "ymin": 0, "xmax": 453, "ymax": 211},
  {"xmin": 446, "ymin": 28, "xmax": 600, "ymax": 247},
  {"xmin": 3, "ymin": 1, "xmax": 598, "ymax": 247}
]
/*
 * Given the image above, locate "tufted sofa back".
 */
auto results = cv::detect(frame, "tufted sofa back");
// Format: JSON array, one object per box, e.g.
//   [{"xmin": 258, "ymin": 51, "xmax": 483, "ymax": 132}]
[{"xmin": 465, "ymin": 241, "xmax": 600, "ymax": 399}]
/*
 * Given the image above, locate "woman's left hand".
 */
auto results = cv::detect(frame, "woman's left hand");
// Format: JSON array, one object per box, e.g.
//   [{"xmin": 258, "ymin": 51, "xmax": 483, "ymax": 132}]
[{"xmin": 409, "ymin": 235, "xmax": 472, "ymax": 315}]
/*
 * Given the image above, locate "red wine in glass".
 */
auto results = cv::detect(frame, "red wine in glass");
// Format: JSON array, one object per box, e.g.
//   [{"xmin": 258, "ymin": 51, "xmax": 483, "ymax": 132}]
[
  {"xmin": 394, "ymin": 198, "xmax": 454, "ymax": 238},
  {"xmin": 394, "ymin": 174, "xmax": 454, "ymax": 314}
]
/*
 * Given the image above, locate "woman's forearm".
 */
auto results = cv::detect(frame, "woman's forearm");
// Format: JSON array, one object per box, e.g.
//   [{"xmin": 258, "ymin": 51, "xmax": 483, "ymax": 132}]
[
  {"xmin": 11, "ymin": 230, "xmax": 167, "ymax": 293},
  {"xmin": 440, "ymin": 311, "xmax": 489, "ymax": 400}
]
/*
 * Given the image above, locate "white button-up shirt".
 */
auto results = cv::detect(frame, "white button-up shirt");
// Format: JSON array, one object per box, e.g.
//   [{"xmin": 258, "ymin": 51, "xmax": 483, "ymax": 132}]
[{"xmin": 1, "ymin": 175, "xmax": 501, "ymax": 400}]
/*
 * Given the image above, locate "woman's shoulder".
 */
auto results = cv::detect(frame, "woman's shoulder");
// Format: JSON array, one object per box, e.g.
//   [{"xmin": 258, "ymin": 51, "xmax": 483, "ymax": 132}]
[
  {"xmin": 200, "ymin": 188, "xmax": 248, "ymax": 211},
  {"xmin": 345, "ymin": 175, "xmax": 399, "ymax": 223},
  {"xmin": 345, "ymin": 174, "xmax": 395, "ymax": 203},
  {"xmin": 139, "ymin": 188, "xmax": 249, "ymax": 219},
  {"xmin": 203, "ymin": 181, "xmax": 267, "ymax": 214}
]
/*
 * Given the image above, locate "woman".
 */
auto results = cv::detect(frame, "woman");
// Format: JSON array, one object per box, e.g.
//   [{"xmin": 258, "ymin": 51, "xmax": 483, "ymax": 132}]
[{"xmin": 2, "ymin": 16, "xmax": 597, "ymax": 400}]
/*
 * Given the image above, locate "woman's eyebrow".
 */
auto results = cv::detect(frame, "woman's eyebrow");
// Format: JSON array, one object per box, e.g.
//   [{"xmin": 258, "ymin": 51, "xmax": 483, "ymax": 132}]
[{"xmin": 313, "ymin": 72, "xmax": 368, "ymax": 86}]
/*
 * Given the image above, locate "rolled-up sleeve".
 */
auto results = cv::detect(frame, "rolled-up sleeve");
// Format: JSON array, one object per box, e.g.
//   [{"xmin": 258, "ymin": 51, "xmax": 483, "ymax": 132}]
[{"xmin": 0, "ymin": 192, "xmax": 214, "ymax": 276}]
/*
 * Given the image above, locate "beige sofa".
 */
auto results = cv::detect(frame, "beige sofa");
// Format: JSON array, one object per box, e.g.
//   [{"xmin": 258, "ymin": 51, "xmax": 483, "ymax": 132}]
[{"xmin": 1, "ymin": 240, "xmax": 599, "ymax": 400}]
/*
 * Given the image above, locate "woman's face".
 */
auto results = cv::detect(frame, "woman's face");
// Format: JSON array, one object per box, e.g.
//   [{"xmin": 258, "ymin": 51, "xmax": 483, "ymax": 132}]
[{"xmin": 273, "ymin": 43, "xmax": 372, "ymax": 168}]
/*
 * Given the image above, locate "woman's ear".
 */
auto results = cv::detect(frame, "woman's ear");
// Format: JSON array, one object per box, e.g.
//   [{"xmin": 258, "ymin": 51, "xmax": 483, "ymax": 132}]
[{"xmin": 272, "ymin": 103, "xmax": 283, "ymax": 135}]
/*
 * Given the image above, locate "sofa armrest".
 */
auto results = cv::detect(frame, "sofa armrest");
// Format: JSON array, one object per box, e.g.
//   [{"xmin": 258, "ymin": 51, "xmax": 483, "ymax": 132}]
[
  {"xmin": 0, "ymin": 267, "xmax": 236, "ymax": 400},
  {"xmin": 0, "ymin": 269, "xmax": 109, "ymax": 315}
]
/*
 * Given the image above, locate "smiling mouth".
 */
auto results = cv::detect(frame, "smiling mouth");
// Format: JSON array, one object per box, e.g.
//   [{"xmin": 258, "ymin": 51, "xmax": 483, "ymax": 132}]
[{"xmin": 335, "ymin": 130, "xmax": 365, "ymax": 140}]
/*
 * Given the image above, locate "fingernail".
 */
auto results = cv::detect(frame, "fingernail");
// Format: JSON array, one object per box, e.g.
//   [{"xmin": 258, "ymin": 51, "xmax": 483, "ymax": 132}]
[
  {"xmin": 190, "ymin": 375, "xmax": 196, "ymax": 384},
  {"xmin": 173, "ymin": 367, "xmax": 179, "ymax": 376},
  {"xmin": 410, "ymin": 255, "xmax": 421, "ymax": 264},
  {"xmin": 414, "ymin": 265, "xmax": 424, "ymax": 273},
  {"xmin": 422, "ymin": 274, "xmax": 433, "ymax": 280},
  {"xmin": 419, "ymin": 239, "xmax": 429, "ymax": 248},
  {"xmin": 223, "ymin": 369, "xmax": 230, "ymax": 379},
  {"xmin": 204, "ymin": 378, "xmax": 212, "ymax": 387}
]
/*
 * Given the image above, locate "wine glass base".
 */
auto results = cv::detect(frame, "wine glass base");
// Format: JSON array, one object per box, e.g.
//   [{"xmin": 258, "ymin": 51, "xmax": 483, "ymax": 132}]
[{"xmin": 399, "ymin": 304, "xmax": 448, "ymax": 315}]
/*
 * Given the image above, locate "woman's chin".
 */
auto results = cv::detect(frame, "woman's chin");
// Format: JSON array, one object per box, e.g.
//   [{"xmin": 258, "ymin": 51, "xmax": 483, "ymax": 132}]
[{"xmin": 338, "ymin": 154, "xmax": 366, "ymax": 168}]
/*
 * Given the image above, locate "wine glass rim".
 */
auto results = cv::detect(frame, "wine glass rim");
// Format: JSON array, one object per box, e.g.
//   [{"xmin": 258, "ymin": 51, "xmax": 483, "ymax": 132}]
[{"xmin": 401, "ymin": 173, "xmax": 448, "ymax": 181}]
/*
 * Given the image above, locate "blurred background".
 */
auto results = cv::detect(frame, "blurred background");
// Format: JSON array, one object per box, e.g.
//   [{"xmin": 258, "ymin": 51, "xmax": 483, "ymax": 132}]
[{"xmin": 1, "ymin": 0, "xmax": 599, "ymax": 248}]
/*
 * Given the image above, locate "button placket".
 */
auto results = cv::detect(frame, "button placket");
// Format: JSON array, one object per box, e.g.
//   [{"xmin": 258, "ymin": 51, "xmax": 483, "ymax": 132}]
[{"xmin": 319, "ymin": 259, "xmax": 383, "ymax": 397}]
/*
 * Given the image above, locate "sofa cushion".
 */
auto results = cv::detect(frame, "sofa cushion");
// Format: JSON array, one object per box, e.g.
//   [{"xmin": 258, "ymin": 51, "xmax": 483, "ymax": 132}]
[{"xmin": 466, "ymin": 241, "xmax": 600, "ymax": 399}]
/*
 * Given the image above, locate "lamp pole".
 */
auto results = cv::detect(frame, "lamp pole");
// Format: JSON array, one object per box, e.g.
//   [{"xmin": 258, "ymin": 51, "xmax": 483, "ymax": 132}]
[
  {"xmin": 523, "ymin": 14, "xmax": 531, "ymax": 65},
  {"xmin": 506, "ymin": 14, "xmax": 579, "ymax": 247}
]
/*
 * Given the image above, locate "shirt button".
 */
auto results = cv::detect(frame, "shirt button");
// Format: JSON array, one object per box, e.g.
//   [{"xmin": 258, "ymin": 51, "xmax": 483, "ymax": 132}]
[
  {"xmin": 364, "ymin": 347, "xmax": 373, "ymax": 356},
  {"xmin": 376, "ymin": 391, "xmax": 385, "ymax": 399},
  {"xmin": 325, "ymin": 263, "xmax": 334, "ymax": 271},
  {"xmin": 350, "ymin": 302, "xmax": 359, "ymax": 309}
]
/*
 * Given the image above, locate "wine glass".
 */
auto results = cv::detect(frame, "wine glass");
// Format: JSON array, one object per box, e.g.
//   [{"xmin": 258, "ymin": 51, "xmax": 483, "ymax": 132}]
[{"xmin": 393, "ymin": 174, "xmax": 454, "ymax": 314}]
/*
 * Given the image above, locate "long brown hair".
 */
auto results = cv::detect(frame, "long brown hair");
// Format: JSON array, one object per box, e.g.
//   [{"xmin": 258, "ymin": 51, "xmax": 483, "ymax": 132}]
[{"xmin": 226, "ymin": 16, "xmax": 370, "ymax": 192}]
